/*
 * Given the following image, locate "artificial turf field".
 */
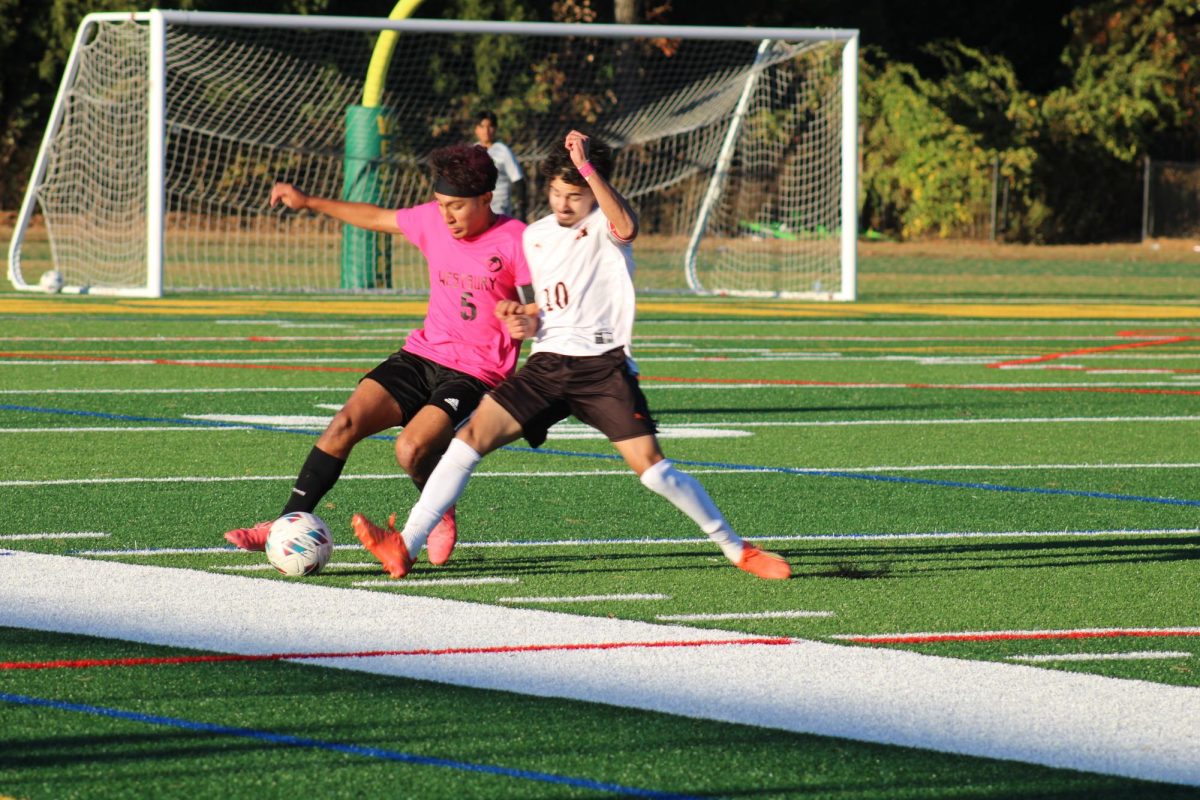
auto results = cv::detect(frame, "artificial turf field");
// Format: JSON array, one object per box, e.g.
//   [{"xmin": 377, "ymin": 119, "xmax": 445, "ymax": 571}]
[{"xmin": 1, "ymin": 287, "xmax": 1199, "ymax": 799}]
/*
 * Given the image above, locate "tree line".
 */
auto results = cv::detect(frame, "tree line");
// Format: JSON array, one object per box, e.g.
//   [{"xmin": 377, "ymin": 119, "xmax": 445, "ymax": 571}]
[{"xmin": 2, "ymin": 0, "xmax": 1195, "ymax": 242}]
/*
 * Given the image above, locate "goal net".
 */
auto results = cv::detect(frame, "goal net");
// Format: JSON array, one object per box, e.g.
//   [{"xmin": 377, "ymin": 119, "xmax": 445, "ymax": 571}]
[{"xmin": 8, "ymin": 12, "xmax": 857, "ymax": 299}]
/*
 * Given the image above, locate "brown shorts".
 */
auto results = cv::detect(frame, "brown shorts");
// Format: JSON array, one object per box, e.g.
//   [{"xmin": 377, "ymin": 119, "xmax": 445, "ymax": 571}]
[{"xmin": 489, "ymin": 348, "xmax": 657, "ymax": 448}]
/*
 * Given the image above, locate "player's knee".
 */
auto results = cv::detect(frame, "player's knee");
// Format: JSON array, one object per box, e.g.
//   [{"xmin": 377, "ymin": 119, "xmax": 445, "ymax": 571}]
[{"xmin": 394, "ymin": 437, "xmax": 434, "ymax": 475}]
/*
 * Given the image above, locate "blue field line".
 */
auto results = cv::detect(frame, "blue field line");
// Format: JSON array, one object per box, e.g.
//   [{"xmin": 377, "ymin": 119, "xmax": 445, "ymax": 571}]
[
  {"xmin": 5, "ymin": 403, "xmax": 1198, "ymax": 508},
  {"xmin": 507, "ymin": 446, "xmax": 1200, "ymax": 509},
  {"xmin": 0, "ymin": 691, "xmax": 696, "ymax": 798}
]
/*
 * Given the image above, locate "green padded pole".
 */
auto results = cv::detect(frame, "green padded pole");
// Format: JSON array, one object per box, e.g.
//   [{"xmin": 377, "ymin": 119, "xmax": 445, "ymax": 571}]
[
  {"xmin": 340, "ymin": 0, "xmax": 425, "ymax": 289},
  {"xmin": 340, "ymin": 106, "xmax": 390, "ymax": 289}
]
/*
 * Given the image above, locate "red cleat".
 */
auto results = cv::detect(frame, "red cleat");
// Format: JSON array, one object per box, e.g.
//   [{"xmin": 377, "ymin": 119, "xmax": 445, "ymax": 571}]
[
  {"xmin": 351, "ymin": 512, "xmax": 413, "ymax": 579},
  {"xmin": 425, "ymin": 506, "xmax": 458, "ymax": 566},
  {"xmin": 224, "ymin": 520, "xmax": 273, "ymax": 551},
  {"xmin": 736, "ymin": 544, "xmax": 791, "ymax": 580}
]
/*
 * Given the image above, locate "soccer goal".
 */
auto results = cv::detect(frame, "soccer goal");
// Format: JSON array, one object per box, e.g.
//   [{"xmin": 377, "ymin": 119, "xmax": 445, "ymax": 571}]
[{"xmin": 7, "ymin": 11, "xmax": 858, "ymax": 299}]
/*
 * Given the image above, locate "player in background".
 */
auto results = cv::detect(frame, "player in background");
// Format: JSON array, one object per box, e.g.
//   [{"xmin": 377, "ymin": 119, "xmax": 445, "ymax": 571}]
[
  {"xmin": 352, "ymin": 130, "xmax": 791, "ymax": 581},
  {"xmin": 475, "ymin": 111, "xmax": 525, "ymax": 219},
  {"xmin": 224, "ymin": 144, "xmax": 533, "ymax": 568}
]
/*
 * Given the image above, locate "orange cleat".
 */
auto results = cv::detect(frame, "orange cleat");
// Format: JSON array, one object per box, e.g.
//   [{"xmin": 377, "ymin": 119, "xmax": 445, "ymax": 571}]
[
  {"xmin": 425, "ymin": 506, "xmax": 458, "ymax": 566},
  {"xmin": 351, "ymin": 512, "xmax": 413, "ymax": 579},
  {"xmin": 736, "ymin": 544, "xmax": 791, "ymax": 580},
  {"xmin": 224, "ymin": 520, "xmax": 273, "ymax": 551}
]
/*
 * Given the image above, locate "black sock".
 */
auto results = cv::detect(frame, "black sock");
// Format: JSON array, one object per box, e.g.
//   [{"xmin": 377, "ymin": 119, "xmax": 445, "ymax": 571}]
[{"xmin": 280, "ymin": 447, "xmax": 346, "ymax": 514}]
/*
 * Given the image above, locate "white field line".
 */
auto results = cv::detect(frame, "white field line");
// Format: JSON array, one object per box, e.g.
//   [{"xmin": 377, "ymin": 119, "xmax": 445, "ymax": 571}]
[
  {"xmin": 6, "ymin": 461, "xmax": 1199, "ymax": 489},
  {"xmin": 66, "ymin": 528, "xmax": 1200, "ymax": 558},
  {"xmin": 7, "ymin": 414, "xmax": 1200, "ymax": 436},
  {"xmin": 217, "ymin": 561, "xmax": 385, "ymax": 572},
  {"xmin": 3, "ymin": 552, "xmax": 1200, "ymax": 786},
  {"xmin": 657, "ymin": 611, "xmax": 835, "ymax": 621},
  {"xmin": 0, "ymin": 427, "xmax": 256, "ymax": 433},
  {"xmin": 0, "ymin": 358, "xmax": 378, "ymax": 366},
  {"xmin": 0, "ymin": 333, "xmax": 1179, "ymax": 343},
  {"xmin": 0, "ymin": 387, "xmax": 347, "ymax": 395},
  {"xmin": 641, "ymin": 320, "xmax": 1198, "ymax": 327},
  {"xmin": 0, "ymin": 336, "xmax": 397, "ymax": 343},
  {"xmin": 353, "ymin": 577, "xmax": 521, "ymax": 588},
  {"xmin": 4, "ymin": 372, "xmax": 1200, "ymax": 389},
  {"xmin": 1008, "ymin": 652, "xmax": 1192, "ymax": 663},
  {"xmin": 643, "ymin": 381, "xmax": 1200, "ymax": 389},
  {"xmin": 831, "ymin": 628, "xmax": 1200, "ymax": 643},
  {"xmin": 0, "ymin": 532, "xmax": 109, "ymax": 541},
  {"xmin": 497, "ymin": 594, "xmax": 670, "ymax": 604}
]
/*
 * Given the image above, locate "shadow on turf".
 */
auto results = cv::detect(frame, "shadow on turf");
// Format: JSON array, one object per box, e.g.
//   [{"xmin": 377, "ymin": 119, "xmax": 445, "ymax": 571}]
[{"xmin": 797, "ymin": 536, "xmax": 1200, "ymax": 578}]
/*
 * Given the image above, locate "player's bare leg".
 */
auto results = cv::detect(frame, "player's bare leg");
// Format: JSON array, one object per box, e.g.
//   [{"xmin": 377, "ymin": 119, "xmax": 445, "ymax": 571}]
[
  {"xmin": 395, "ymin": 405, "xmax": 459, "ymax": 565},
  {"xmin": 616, "ymin": 435, "xmax": 790, "ymax": 580},
  {"xmin": 224, "ymin": 379, "xmax": 402, "ymax": 551}
]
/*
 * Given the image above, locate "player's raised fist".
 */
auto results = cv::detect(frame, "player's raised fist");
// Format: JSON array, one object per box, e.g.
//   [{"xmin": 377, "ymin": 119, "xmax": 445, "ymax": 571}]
[
  {"xmin": 269, "ymin": 182, "xmax": 308, "ymax": 211},
  {"xmin": 564, "ymin": 130, "xmax": 590, "ymax": 168}
]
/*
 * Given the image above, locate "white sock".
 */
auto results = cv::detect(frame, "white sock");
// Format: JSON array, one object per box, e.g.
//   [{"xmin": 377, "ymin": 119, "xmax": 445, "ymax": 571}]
[
  {"xmin": 400, "ymin": 438, "xmax": 481, "ymax": 555},
  {"xmin": 639, "ymin": 459, "xmax": 744, "ymax": 561}
]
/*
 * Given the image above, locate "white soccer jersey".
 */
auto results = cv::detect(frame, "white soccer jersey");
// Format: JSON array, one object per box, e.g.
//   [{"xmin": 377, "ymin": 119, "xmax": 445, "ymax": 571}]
[
  {"xmin": 485, "ymin": 142, "xmax": 524, "ymax": 216},
  {"xmin": 522, "ymin": 205, "xmax": 638, "ymax": 371}
]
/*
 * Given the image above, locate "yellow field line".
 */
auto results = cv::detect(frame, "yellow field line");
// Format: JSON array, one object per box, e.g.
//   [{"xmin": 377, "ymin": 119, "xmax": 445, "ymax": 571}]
[{"xmin": 0, "ymin": 296, "xmax": 1198, "ymax": 319}]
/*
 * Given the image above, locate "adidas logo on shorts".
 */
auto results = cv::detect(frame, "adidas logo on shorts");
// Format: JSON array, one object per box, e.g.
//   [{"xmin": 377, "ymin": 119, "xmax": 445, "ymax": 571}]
[{"xmin": 445, "ymin": 398, "xmax": 460, "ymax": 411}]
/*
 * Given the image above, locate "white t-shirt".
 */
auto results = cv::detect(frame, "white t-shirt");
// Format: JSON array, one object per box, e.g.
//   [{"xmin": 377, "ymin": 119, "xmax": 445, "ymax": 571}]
[
  {"xmin": 484, "ymin": 142, "xmax": 524, "ymax": 216},
  {"xmin": 522, "ymin": 205, "xmax": 638, "ymax": 371}
]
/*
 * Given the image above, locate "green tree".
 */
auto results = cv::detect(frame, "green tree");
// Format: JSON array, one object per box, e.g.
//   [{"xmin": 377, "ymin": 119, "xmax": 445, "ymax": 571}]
[{"xmin": 1044, "ymin": 0, "xmax": 1200, "ymax": 162}]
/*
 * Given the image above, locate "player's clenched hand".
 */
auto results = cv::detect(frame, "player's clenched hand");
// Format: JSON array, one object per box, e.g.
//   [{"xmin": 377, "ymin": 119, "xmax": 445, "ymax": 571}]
[
  {"xmin": 494, "ymin": 299, "xmax": 525, "ymax": 318},
  {"xmin": 269, "ymin": 182, "xmax": 308, "ymax": 211},
  {"xmin": 564, "ymin": 130, "xmax": 590, "ymax": 169},
  {"xmin": 503, "ymin": 314, "xmax": 538, "ymax": 340}
]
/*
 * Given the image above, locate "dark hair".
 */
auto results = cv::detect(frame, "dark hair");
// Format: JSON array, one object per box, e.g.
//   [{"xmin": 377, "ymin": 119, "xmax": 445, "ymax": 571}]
[
  {"xmin": 476, "ymin": 110, "xmax": 498, "ymax": 125},
  {"xmin": 429, "ymin": 144, "xmax": 497, "ymax": 196},
  {"xmin": 540, "ymin": 133, "xmax": 614, "ymax": 187}
]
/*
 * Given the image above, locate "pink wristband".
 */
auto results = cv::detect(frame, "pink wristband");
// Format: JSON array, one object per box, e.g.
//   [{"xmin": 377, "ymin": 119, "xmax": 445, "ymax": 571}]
[{"xmin": 577, "ymin": 161, "xmax": 596, "ymax": 179}]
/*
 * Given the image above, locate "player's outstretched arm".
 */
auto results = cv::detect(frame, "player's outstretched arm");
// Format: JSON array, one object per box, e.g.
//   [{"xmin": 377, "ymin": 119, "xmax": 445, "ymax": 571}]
[
  {"xmin": 269, "ymin": 182, "xmax": 398, "ymax": 233},
  {"xmin": 564, "ymin": 130, "xmax": 638, "ymax": 241}
]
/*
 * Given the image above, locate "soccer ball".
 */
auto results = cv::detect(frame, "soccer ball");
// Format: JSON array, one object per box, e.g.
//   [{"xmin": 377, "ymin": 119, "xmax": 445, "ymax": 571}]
[
  {"xmin": 38, "ymin": 270, "xmax": 63, "ymax": 293},
  {"xmin": 265, "ymin": 512, "xmax": 333, "ymax": 576}
]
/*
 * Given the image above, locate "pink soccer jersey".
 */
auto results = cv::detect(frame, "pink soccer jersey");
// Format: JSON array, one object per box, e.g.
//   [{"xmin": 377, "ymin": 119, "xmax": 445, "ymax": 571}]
[{"xmin": 393, "ymin": 202, "xmax": 530, "ymax": 387}]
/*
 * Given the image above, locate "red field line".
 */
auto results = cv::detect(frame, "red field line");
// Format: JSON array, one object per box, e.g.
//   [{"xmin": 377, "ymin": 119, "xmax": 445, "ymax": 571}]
[
  {"xmin": 838, "ymin": 628, "xmax": 1200, "ymax": 645},
  {"xmin": 0, "ymin": 636, "xmax": 795, "ymax": 671},
  {"xmin": 639, "ymin": 374, "xmax": 1200, "ymax": 396},
  {"xmin": 988, "ymin": 336, "xmax": 1196, "ymax": 370},
  {"xmin": 7, "ymin": 351, "xmax": 1200, "ymax": 394}
]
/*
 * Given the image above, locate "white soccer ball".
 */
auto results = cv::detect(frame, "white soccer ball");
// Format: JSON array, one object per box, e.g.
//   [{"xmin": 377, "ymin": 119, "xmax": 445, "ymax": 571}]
[
  {"xmin": 38, "ymin": 270, "xmax": 63, "ymax": 293},
  {"xmin": 265, "ymin": 512, "xmax": 333, "ymax": 576}
]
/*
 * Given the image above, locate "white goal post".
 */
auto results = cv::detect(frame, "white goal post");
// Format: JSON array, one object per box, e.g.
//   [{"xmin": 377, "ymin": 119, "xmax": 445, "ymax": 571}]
[{"xmin": 8, "ymin": 11, "xmax": 858, "ymax": 299}]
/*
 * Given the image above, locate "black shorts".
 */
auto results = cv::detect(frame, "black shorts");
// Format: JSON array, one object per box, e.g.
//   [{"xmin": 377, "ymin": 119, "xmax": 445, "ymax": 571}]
[
  {"xmin": 489, "ymin": 348, "xmax": 657, "ymax": 448},
  {"xmin": 362, "ymin": 350, "xmax": 490, "ymax": 427}
]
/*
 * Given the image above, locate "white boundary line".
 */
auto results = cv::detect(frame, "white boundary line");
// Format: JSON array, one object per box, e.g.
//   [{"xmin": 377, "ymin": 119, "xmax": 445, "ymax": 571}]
[{"xmin": 2, "ymin": 552, "xmax": 1199, "ymax": 786}]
